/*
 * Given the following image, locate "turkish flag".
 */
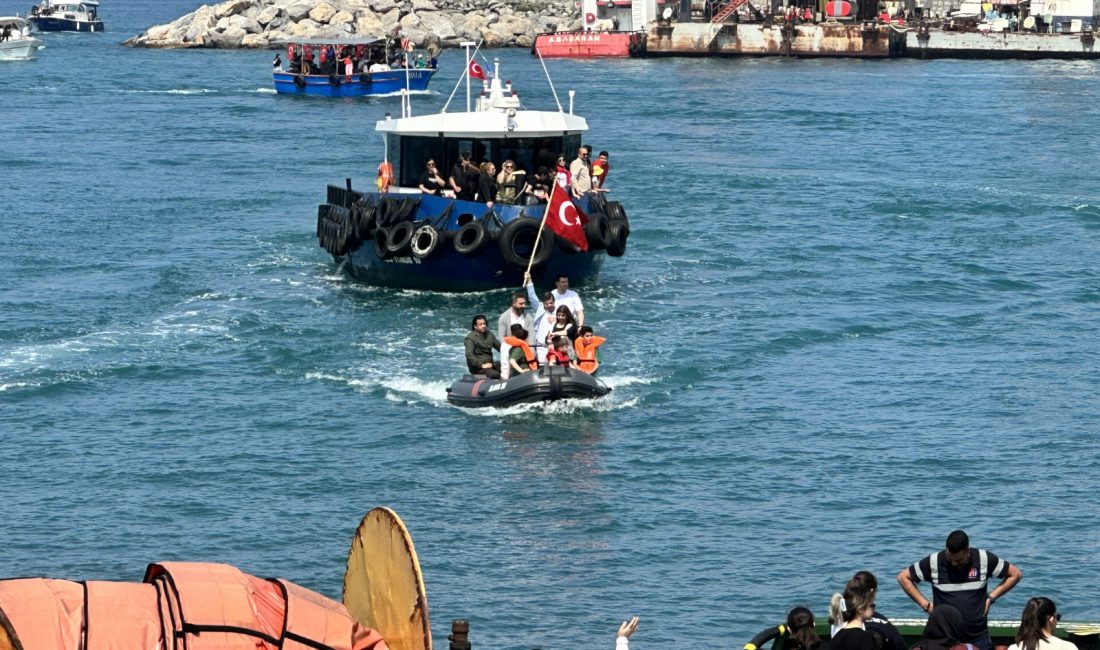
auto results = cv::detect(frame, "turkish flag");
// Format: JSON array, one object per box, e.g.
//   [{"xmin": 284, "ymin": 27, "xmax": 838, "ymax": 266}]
[
  {"xmin": 468, "ymin": 58, "xmax": 486, "ymax": 80},
  {"xmin": 546, "ymin": 182, "xmax": 589, "ymax": 252}
]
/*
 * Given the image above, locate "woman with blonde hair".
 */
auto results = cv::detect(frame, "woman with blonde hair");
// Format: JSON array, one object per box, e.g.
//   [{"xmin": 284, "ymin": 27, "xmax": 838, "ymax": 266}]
[
  {"xmin": 1008, "ymin": 598, "xmax": 1075, "ymax": 650},
  {"xmin": 827, "ymin": 576, "xmax": 878, "ymax": 650}
]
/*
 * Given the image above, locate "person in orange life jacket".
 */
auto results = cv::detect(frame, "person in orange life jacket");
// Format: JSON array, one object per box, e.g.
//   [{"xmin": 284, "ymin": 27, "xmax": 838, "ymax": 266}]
[
  {"xmin": 546, "ymin": 336, "xmax": 572, "ymax": 367},
  {"xmin": 505, "ymin": 324, "xmax": 537, "ymax": 376},
  {"xmin": 574, "ymin": 325, "xmax": 606, "ymax": 375}
]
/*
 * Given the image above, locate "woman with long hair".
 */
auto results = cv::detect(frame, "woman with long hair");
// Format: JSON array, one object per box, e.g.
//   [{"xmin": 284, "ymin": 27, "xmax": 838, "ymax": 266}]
[
  {"xmin": 788, "ymin": 606, "xmax": 827, "ymax": 650},
  {"xmin": 1008, "ymin": 598, "xmax": 1075, "ymax": 650},
  {"xmin": 827, "ymin": 576, "xmax": 878, "ymax": 650},
  {"xmin": 547, "ymin": 305, "xmax": 578, "ymax": 359}
]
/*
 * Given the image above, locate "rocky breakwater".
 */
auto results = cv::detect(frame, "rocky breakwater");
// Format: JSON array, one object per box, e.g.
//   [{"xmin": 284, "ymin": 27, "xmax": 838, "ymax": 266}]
[{"xmin": 123, "ymin": 0, "xmax": 581, "ymax": 49}]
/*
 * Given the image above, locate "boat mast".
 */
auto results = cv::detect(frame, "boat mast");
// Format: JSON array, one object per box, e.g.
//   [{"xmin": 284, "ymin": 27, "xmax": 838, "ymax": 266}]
[{"xmin": 461, "ymin": 41, "xmax": 474, "ymax": 112}]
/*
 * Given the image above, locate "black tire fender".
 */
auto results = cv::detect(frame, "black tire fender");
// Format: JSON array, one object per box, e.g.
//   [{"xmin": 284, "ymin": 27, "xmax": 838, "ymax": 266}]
[
  {"xmin": 293, "ymin": 74, "xmax": 306, "ymax": 88},
  {"xmin": 410, "ymin": 224, "xmax": 441, "ymax": 259},
  {"xmin": 328, "ymin": 73, "xmax": 341, "ymax": 86},
  {"xmin": 606, "ymin": 220, "xmax": 630, "ymax": 257},
  {"xmin": 385, "ymin": 221, "xmax": 415, "ymax": 254},
  {"xmin": 498, "ymin": 217, "xmax": 555, "ymax": 268},
  {"xmin": 373, "ymin": 226, "xmax": 390, "ymax": 259},
  {"xmin": 584, "ymin": 212, "xmax": 612, "ymax": 250},
  {"xmin": 745, "ymin": 625, "xmax": 785, "ymax": 650},
  {"xmin": 453, "ymin": 221, "xmax": 487, "ymax": 256}
]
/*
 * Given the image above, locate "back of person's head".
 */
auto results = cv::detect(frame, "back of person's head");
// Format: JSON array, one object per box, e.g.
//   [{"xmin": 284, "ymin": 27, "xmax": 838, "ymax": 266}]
[
  {"xmin": 786, "ymin": 606, "xmax": 820, "ymax": 650},
  {"xmin": 946, "ymin": 530, "xmax": 969, "ymax": 553},
  {"xmin": 552, "ymin": 335, "xmax": 567, "ymax": 349},
  {"xmin": 537, "ymin": 166, "xmax": 550, "ymax": 175},
  {"xmin": 918, "ymin": 604, "xmax": 966, "ymax": 650},
  {"xmin": 828, "ymin": 575, "xmax": 875, "ymax": 625},
  {"xmin": 852, "ymin": 571, "xmax": 878, "ymax": 593},
  {"xmin": 480, "ymin": 161, "xmax": 492, "ymax": 174},
  {"xmin": 470, "ymin": 314, "xmax": 486, "ymax": 329},
  {"xmin": 510, "ymin": 323, "xmax": 527, "ymax": 339},
  {"xmin": 1015, "ymin": 597, "xmax": 1058, "ymax": 650}
]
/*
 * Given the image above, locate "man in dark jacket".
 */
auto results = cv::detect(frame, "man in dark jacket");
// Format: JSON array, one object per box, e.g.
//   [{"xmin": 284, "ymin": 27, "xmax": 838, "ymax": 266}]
[{"xmin": 464, "ymin": 314, "xmax": 501, "ymax": 378}]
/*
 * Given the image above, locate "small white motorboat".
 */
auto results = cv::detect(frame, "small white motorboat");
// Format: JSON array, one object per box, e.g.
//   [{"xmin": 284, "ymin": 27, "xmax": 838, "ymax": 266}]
[{"xmin": 0, "ymin": 17, "xmax": 43, "ymax": 61}]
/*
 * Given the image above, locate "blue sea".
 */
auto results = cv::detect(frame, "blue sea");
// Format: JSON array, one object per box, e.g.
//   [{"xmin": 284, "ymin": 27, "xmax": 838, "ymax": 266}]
[{"xmin": 2, "ymin": 1, "xmax": 1099, "ymax": 646}]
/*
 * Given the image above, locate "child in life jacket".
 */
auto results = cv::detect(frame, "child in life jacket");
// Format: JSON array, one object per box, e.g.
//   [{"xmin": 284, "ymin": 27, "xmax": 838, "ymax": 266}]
[
  {"xmin": 574, "ymin": 326, "xmax": 606, "ymax": 375},
  {"xmin": 546, "ymin": 335, "xmax": 572, "ymax": 367}
]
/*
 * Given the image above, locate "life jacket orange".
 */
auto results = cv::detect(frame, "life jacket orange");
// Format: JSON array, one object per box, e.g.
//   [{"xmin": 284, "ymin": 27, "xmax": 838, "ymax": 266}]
[
  {"xmin": 320, "ymin": 45, "xmax": 329, "ymax": 63},
  {"xmin": 287, "ymin": 43, "xmax": 296, "ymax": 61},
  {"xmin": 503, "ymin": 336, "xmax": 537, "ymax": 370},
  {"xmin": 377, "ymin": 161, "xmax": 394, "ymax": 192},
  {"xmin": 0, "ymin": 563, "xmax": 389, "ymax": 650},
  {"xmin": 574, "ymin": 335, "xmax": 605, "ymax": 373}
]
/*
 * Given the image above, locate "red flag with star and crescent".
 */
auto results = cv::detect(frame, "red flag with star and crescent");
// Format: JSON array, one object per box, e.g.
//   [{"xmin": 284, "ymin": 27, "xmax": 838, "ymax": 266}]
[
  {"xmin": 468, "ymin": 58, "xmax": 486, "ymax": 81},
  {"xmin": 546, "ymin": 182, "xmax": 589, "ymax": 252}
]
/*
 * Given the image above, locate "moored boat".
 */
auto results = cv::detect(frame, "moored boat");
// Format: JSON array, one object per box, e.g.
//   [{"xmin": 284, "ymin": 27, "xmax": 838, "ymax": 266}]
[
  {"xmin": 28, "ymin": 0, "xmax": 103, "ymax": 32},
  {"xmin": 273, "ymin": 37, "xmax": 437, "ymax": 98},
  {"xmin": 0, "ymin": 17, "xmax": 43, "ymax": 61},
  {"xmin": 315, "ymin": 49, "xmax": 632, "ymax": 292},
  {"xmin": 533, "ymin": 0, "xmax": 650, "ymax": 57},
  {"xmin": 446, "ymin": 365, "xmax": 611, "ymax": 408}
]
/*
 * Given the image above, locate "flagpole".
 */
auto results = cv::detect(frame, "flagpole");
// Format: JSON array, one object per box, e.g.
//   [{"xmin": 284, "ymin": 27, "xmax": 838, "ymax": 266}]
[{"xmin": 524, "ymin": 207, "xmax": 551, "ymax": 278}]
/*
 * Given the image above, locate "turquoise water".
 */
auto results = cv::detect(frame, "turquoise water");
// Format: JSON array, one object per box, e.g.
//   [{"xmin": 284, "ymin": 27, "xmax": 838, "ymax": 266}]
[{"xmin": 2, "ymin": 1, "xmax": 1099, "ymax": 646}]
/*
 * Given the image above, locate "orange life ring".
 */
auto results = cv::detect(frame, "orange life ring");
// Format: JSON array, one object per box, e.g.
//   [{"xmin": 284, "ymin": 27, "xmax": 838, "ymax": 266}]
[{"xmin": 377, "ymin": 161, "xmax": 394, "ymax": 192}]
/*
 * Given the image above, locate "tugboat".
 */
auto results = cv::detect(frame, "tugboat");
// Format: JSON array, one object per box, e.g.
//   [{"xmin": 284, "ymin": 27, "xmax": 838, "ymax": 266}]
[
  {"xmin": 273, "ymin": 37, "xmax": 437, "ymax": 98},
  {"xmin": 28, "ymin": 0, "xmax": 103, "ymax": 32},
  {"xmin": 446, "ymin": 365, "xmax": 611, "ymax": 408},
  {"xmin": 315, "ymin": 45, "xmax": 632, "ymax": 292}
]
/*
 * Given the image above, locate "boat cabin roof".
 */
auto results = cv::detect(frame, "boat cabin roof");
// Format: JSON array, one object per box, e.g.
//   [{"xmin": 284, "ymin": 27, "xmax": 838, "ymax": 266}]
[
  {"xmin": 275, "ymin": 37, "xmax": 383, "ymax": 46},
  {"xmin": 377, "ymin": 110, "xmax": 587, "ymax": 139},
  {"xmin": 0, "ymin": 16, "xmax": 30, "ymax": 27}
]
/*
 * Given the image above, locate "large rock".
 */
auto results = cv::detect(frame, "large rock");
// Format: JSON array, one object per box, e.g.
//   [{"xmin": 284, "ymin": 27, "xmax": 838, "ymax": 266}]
[
  {"xmin": 208, "ymin": 24, "xmax": 247, "ymax": 47},
  {"xmin": 309, "ymin": 2, "xmax": 338, "ymax": 23},
  {"xmin": 480, "ymin": 26, "xmax": 507, "ymax": 46},
  {"xmin": 411, "ymin": 0, "xmax": 439, "ymax": 10},
  {"xmin": 255, "ymin": 5, "xmax": 281, "ymax": 25},
  {"xmin": 330, "ymin": 9, "xmax": 354, "ymax": 28},
  {"xmin": 492, "ymin": 15, "xmax": 530, "ymax": 36},
  {"xmin": 287, "ymin": 18, "xmax": 321, "ymax": 36},
  {"xmin": 215, "ymin": 0, "xmax": 253, "ymax": 18},
  {"xmin": 379, "ymin": 7, "xmax": 401, "ymax": 30},
  {"xmin": 241, "ymin": 32, "xmax": 269, "ymax": 47},
  {"xmin": 285, "ymin": 0, "xmax": 315, "ymax": 20},
  {"xmin": 419, "ymin": 11, "xmax": 457, "ymax": 39},
  {"xmin": 355, "ymin": 10, "xmax": 384, "ymax": 34},
  {"xmin": 370, "ymin": 0, "xmax": 401, "ymax": 11}
]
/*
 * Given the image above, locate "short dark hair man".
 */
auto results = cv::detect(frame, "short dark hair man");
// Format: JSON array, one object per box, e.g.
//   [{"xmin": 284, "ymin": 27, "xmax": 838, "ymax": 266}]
[
  {"xmin": 897, "ymin": 530, "xmax": 1022, "ymax": 650},
  {"xmin": 464, "ymin": 314, "xmax": 501, "ymax": 378}
]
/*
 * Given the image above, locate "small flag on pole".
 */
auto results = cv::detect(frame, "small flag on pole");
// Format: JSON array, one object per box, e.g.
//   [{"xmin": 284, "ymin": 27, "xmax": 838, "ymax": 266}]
[{"xmin": 468, "ymin": 58, "xmax": 486, "ymax": 80}]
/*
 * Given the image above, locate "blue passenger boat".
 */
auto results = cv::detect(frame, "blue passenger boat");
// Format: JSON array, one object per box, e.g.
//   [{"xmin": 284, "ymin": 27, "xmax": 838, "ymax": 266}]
[
  {"xmin": 28, "ymin": 0, "xmax": 103, "ymax": 32},
  {"xmin": 314, "ymin": 51, "xmax": 631, "ymax": 292},
  {"xmin": 273, "ymin": 38, "xmax": 435, "ymax": 98}
]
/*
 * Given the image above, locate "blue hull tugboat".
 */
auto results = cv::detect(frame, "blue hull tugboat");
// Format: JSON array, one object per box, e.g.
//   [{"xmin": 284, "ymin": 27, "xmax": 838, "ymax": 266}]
[
  {"xmin": 315, "ymin": 49, "xmax": 631, "ymax": 292},
  {"xmin": 28, "ymin": 0, "xmax": 103, "ymax": 32},
  {"xmin": 273, "ymin": 38, "xmax": 436, "ymax": 98}
]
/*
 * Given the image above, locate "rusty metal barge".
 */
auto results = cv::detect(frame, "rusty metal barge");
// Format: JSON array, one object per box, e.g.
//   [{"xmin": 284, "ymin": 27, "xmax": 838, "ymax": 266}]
[{"xmin": 646, "ymin": 19, "xmax": 908, "ymax": 57}]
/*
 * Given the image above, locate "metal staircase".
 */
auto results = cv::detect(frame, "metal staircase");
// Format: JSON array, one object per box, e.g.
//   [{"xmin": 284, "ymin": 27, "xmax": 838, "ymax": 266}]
[{"xmin": 711, "ymin": 0, "xmax": 750, "ymax": 22}]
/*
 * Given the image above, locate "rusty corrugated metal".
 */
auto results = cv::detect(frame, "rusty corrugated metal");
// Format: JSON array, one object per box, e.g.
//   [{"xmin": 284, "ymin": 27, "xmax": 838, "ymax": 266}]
[{"xmin": 643, "ymin": 21, "xmax": 907, "ymax": 57}]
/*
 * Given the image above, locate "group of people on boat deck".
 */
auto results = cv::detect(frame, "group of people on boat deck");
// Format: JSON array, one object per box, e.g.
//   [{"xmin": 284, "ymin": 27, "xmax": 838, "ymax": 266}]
[
  {"xmin": 419, "ymin": 146, "xmax": 611, "ymax": 206},
  {"xmin": 781, "ymin": 530, "xmax": 1073, "ymax": 650},
  {"xmin": 276, "ymin": 41, "xmax": 435, "ymax": 77},
  {"xmin": 463, "ymin": 273, "xmax": 606, "ymax": 379}
]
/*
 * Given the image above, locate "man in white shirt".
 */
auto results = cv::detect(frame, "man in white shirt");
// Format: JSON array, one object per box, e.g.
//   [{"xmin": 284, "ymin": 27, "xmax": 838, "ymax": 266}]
[
  {"xmin": 551, "ymin": 274, "xmax": 583, "ymax": 326},
  {"xmin": 523, "ymin": 272, "xmax": 556, "ymax": 364}
]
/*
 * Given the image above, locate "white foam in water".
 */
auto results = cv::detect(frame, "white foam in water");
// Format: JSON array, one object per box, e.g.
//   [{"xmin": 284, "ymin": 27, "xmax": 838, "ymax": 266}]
[{"xmin": 254, "ymin": 88, "xmax": 276, "ymax": 94}]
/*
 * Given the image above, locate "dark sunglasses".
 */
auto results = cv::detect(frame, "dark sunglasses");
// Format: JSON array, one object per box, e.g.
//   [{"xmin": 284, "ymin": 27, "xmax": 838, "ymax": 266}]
[{"xmin": 1054, "ymin": 613, "xmax": 1062, "ymax": 622}]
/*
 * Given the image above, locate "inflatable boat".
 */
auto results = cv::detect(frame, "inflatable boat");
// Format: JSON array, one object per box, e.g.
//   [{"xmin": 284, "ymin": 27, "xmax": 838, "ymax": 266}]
[{"xmin": 446, "ymin": 365, "xmax": 611, "ymax": 408}]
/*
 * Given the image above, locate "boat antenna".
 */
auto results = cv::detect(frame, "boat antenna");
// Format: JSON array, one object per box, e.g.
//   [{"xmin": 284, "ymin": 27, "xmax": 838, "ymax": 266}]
[
  {"xmin": 534, "ymin": 46, "xmax": 563, "ymax": 113},
  {"xmin": 403, "ymin": 45, "xmax": 412, "ymax": 118},
  {"xmin": 442, "ymin": 40, "xmax": 482, "ymax": 114}
]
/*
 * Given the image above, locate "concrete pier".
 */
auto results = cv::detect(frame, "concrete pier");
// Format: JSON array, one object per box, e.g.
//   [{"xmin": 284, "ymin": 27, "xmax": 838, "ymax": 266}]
[{"xmin": 644, "ymin": 20, "xmax": 909, "ymax": 57}]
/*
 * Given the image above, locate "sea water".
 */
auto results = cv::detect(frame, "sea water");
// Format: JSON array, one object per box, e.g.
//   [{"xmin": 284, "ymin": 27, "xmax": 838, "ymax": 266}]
[{"xmin": 1, "ymin": 0, "xmax": 1099, "ymax": 646}]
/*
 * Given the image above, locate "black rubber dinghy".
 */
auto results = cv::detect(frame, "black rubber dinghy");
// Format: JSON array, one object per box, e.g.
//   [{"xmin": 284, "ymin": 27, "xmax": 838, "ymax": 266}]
[{"xmin": 446, "ymin": 365, "xmax": 611, "ymax": 408}]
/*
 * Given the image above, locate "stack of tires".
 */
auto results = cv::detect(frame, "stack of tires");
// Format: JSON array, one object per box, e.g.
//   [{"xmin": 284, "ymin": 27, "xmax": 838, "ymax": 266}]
[{"xmin": 581, "ymin": 195, "xmax": 631, "ymax": 258}]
